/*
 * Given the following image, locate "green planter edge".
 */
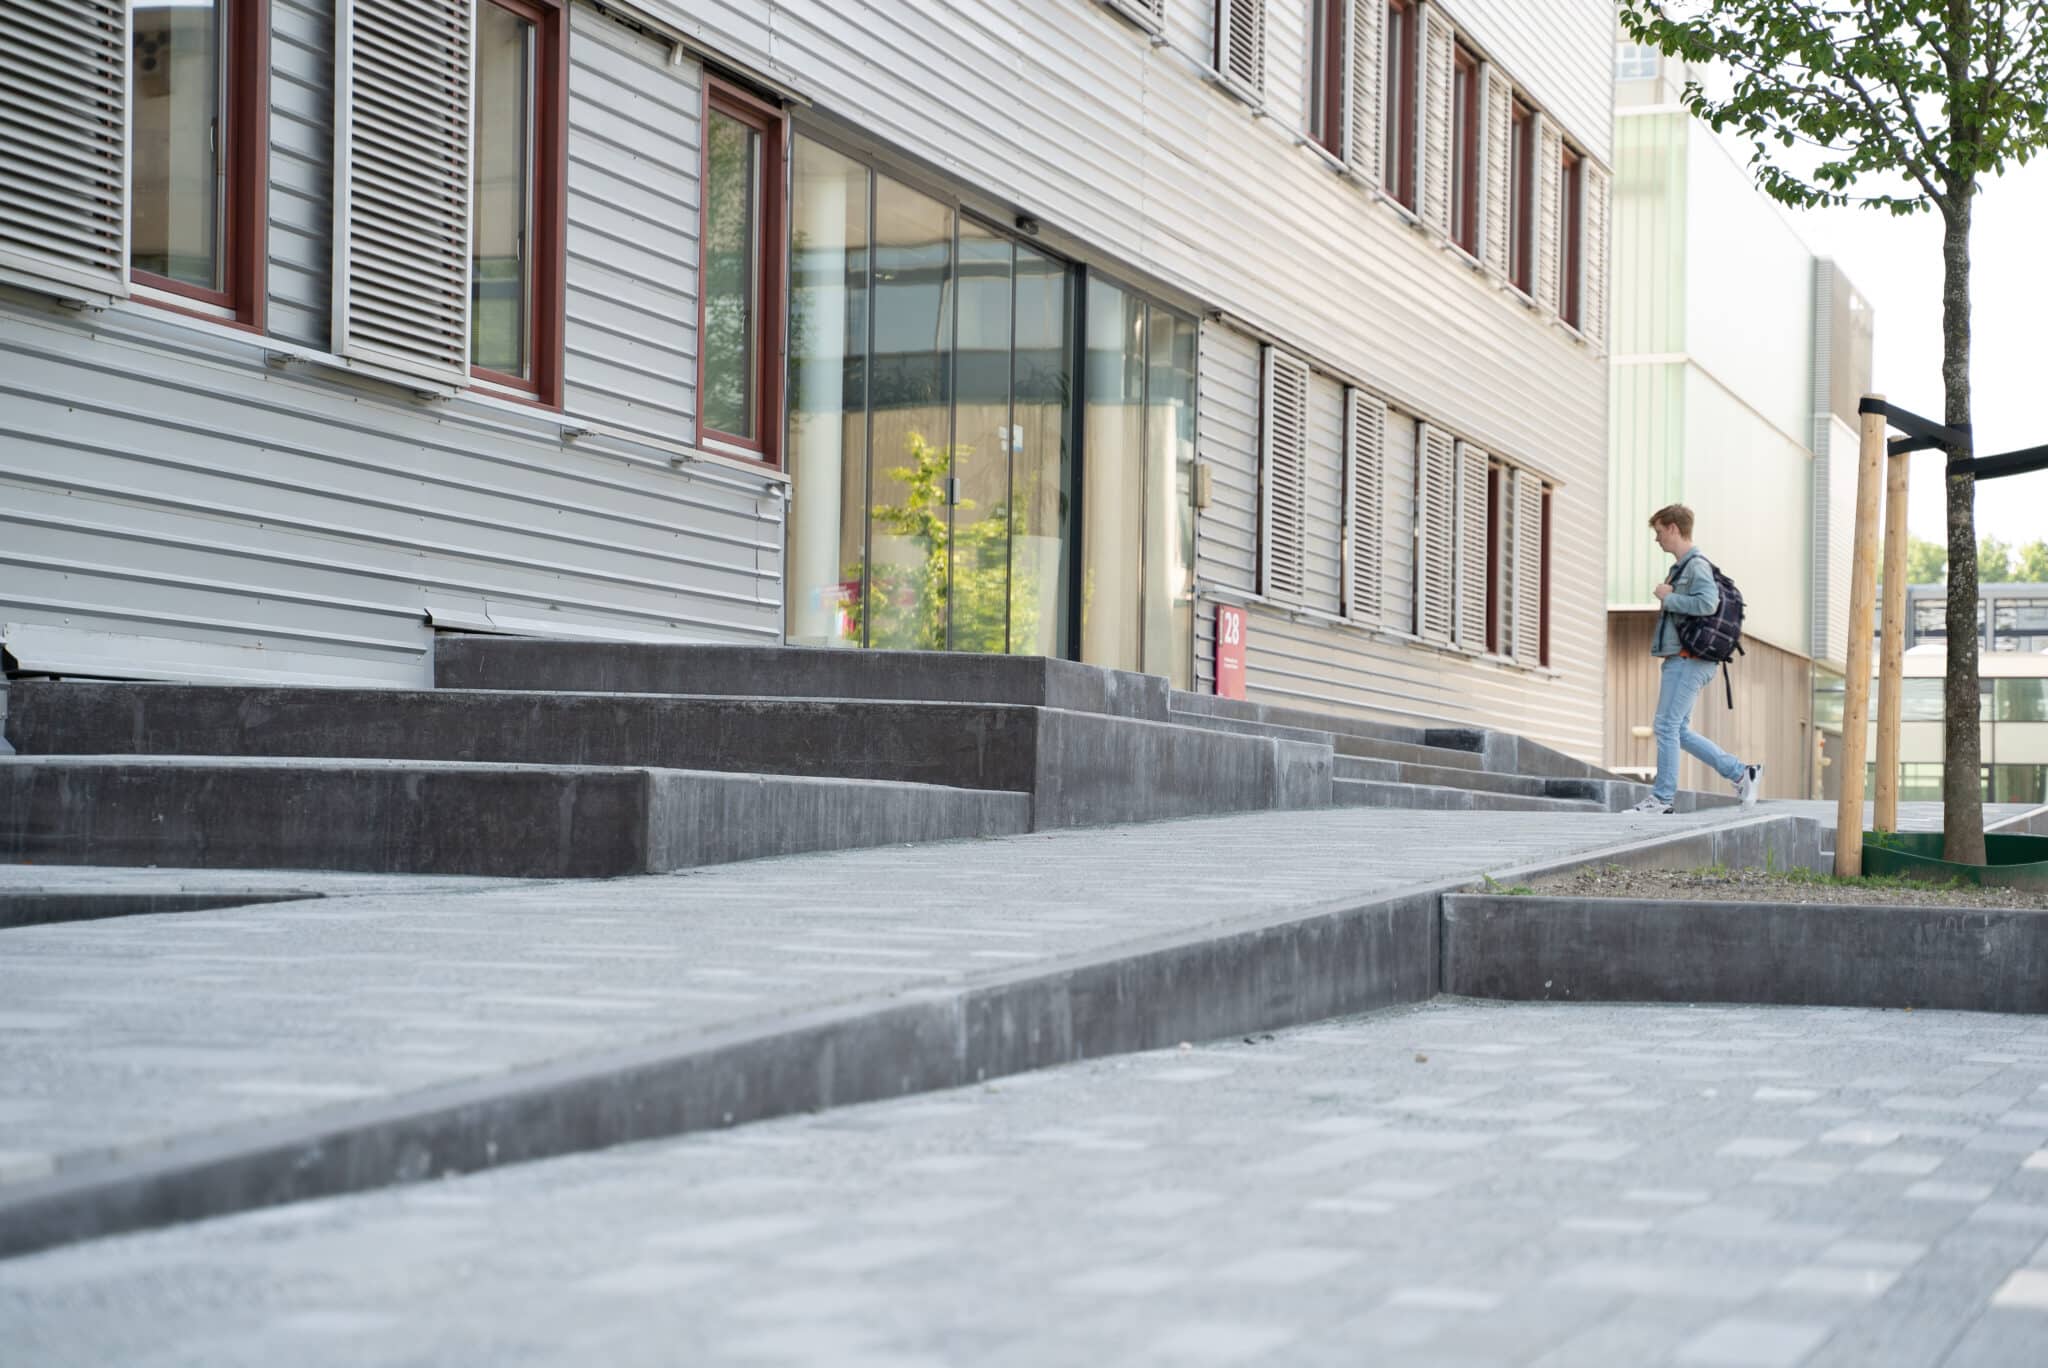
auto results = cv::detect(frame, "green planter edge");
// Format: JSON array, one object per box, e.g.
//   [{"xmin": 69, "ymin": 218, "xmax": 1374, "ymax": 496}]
[{"xmin": 1859, "ymin": 831, "xmax": 2048, "ymax": 893}]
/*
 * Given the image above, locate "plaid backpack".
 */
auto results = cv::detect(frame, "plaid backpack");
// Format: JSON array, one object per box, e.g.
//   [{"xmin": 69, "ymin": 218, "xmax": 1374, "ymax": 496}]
[{"xmin": 1668, "ymin": 557, "xmax": 1746, "ymax": 707}]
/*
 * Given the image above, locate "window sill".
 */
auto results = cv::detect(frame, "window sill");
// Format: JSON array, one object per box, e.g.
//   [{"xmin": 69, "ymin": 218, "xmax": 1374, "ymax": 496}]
[{"xmin": 1296, "ymin": 137, "xmax": 1348, "ymax": 174}]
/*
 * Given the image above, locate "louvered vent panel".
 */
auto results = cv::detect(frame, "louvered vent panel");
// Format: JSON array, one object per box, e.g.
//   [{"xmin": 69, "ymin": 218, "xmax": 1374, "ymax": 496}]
[
  {"xmin": 1344, "ymin": 0, "xmax": 1385, "ymax": 181},
  {"xmin": 1101, "ymin": 0, "xmax": 1167, "ymax": 33},
  {"xmin": 1536, "ymin": 116, "xmax": 1564, "ymax": 316},
  {"xmin": 1512, "ymin": 471, "xmax": 1544, "ymax": 664},
  {"xmin": 1583, "ymin": 163, "xmax": 1611, "ymax": 346},
  {"xmin": 1216, "ymin": 0, "xmax": 1265, "ymax": 105},
  {"xmin": 334, "ymin": 0, "xmax": 475, "ymax": 384},
  {"xmin": 1260, "ymin": 347, "xmax": 1311, "ymax": 604},
  {"xmin": 1415, "ymin": 422, "xmax": 1457, "ymax": 644},
  {"xmin": 1343, "ymin": 388, "xmax": 1387, "ymax": 623},
  {"xmin": 0, "ymin": 0, "xmax": 128, "ymax": 300},
  {"xmin": 1481, "ymin": 67, "xmax": 1512, "ymax": 277},
  {"xmin": 1419, "ymin": 6, "xmax": 1455, "ymax": 235},
  {"xmin": 1454, "ymin": 443, "xmax": 1490, "ymax": 650}
]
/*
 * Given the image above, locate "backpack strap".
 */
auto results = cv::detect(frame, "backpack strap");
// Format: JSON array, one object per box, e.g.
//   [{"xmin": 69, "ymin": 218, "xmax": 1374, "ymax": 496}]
[{"xmin": 1722, "ymin": 660, "xmax": 1734, "ymax": 710}]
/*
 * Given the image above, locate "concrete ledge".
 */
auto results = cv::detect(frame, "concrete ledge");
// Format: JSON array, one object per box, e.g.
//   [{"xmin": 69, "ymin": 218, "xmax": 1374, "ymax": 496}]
[
  {"xmin": 0, "ymin": 884, "xmax": 1437, "ymax": 1262},
  {"xmin": 0, "ymin": 757, "xmax": 1031, "ymax": 877},
  {"xmin": 1443, "ymin": 894, "xmax": 2048, "ymax": 1014},
  {"xmin": 1, "ymin": 890, "xmax": 320, "ymax": 930},
  {"xmin": 433, "ymin": 641, "xmax": 1171, "ymax": 721},
  {"xmin": 1166, "ymin": 690, "xmax": 1433, "ymax": 746},
  {"xmin": 1991, "ymin": 804, "xmax": 2048, "ymax": 838}
]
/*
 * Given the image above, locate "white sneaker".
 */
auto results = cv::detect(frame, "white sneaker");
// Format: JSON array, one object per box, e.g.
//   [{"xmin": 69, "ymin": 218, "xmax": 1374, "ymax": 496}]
[
  {"xmin": 1735, "ymin": 764, "xmax": 1763, "ymax": 809},
  {"xmin": 1628, "ymin": 797, "xmax": 1674, "ymax": 815}
]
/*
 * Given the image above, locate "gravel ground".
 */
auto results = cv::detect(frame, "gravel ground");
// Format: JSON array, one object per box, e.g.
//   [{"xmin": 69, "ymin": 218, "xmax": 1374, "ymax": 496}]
[{"xmin": 1533, "ymin": 864, "xmax": 2048, "ymax": 910}]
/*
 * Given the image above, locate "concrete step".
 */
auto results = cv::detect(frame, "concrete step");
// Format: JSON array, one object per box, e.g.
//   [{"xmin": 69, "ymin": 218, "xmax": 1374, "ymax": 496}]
[
  {"xmin": 1333, "ymin": 755, "xmax": 1400, "ymax": 784},
  {"xmin": 1166, "ymin": 690, "xmax": 1436, "ymax": 747},
  {"xmin": 1331, "ymin": 778, "xmax": 1604, "ymax": 814},
  {"xmin": 6, "ymin": 682, "xmax": 1329, "ymax": 831},
  {"xmin": 1166, "ymin": 708, "xmax": 1485, "ymax": 772},
  {"xmin": 434, "ymin": 640, "xmax": 1170, "ymax": 721},
  {"xmin": 0, "ymin": 756, "xmax": 1032, "ymax": 877}
]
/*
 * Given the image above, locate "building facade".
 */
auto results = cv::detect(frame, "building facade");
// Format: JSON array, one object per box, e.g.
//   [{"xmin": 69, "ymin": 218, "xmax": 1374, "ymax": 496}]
[
  {"xmin": 1605, "ymin": 43, "xmax": 1874, "ymax": 798},
  {"xmin": 2, "ymin": 1, "xmax": 1617, "ymax": 762}
]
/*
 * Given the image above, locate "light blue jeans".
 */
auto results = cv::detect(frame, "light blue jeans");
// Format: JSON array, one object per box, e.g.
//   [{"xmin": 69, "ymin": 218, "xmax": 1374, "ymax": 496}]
[{"xmin": 1653, "ymin": 655, "xmax": 1745, "ymax": 803}]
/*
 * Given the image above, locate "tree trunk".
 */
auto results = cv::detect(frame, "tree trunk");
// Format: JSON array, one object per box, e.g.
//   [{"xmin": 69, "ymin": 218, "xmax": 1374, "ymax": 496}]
[{"xmin": 1939, "ymin": 190, "xmax": 1985, "ymax": 865}]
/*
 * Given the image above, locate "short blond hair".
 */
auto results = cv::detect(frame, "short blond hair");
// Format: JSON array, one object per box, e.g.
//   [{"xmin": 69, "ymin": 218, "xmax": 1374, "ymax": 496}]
[{"xmin": 1648, "ymin": 504, "xmax": 1694, "ymax": 538}]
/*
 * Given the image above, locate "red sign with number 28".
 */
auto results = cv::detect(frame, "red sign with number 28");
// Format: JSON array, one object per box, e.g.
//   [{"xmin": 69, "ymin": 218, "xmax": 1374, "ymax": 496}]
[{"xmin": 1215, "ymin": 605, "xmax": 1247, "ymax": 700}]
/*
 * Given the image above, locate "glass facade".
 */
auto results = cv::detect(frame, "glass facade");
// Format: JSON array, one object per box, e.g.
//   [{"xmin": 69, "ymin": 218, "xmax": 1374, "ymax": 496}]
[
  {"xmin": 703, "ymin": 110, "xmax": 763, "ymax": 437},
  {"xmin": 782, "ymin": 136, "xmax": 1194, "ymax": 680},
  {"xmin": 131, "ymin": 0, "xmax": 225, "ymax": 290}
]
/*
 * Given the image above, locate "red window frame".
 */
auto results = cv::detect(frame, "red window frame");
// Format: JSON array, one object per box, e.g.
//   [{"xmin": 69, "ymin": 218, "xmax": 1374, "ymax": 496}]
[
  {"xmin": 130, "ymin": 0, "xmax": 269, "ymax": 332},
  {"xmin": 1560, "ymin": 143, "xmax": 1585, "ymax": 329},
  {"xmin": 1508, "ymin": 98, "xmax": 1535, "ymax": 294},
  {"xmin": 697, "ymin": 78, "xmax": 788, "ymax": 468},
  {"xmin": 1539, "ymin": 486, "xmax": 1554, "ymax": 668},
  {"xmin": 1450, "ymin": 44, "xmax": 1480, "ymax": 255},
  {"xmin": 1310, "ymin": 0, "xmax": 1347, "ymax": 158},
  {"xmin": 469, "ymin": 0, "xmax": 568, "ymax": 408},
  {"xmin": 1385, "ymin": 0, "xmax": 1417, "ymax": 208}
]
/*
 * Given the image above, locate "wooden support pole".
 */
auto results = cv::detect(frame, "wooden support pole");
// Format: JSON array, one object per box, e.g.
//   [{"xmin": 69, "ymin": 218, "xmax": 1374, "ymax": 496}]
[
  {"xmin": 1873, "ymin": 443, "xmax": 1912, "ymax": 834},
  {"xmin": 1836, "ymin": 396, "xmax": 1888, "ymax": 877}
]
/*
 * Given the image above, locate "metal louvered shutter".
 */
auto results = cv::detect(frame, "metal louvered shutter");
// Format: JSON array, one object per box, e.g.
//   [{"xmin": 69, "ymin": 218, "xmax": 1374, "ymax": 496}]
[
  {"xmin": 1536, "ymin": 115, "xmax": 1563, "ymax": 316},
  {"xmin": 1454, "ymin": 442, "xmax": 1490, "ymax": 650},
  {"xmin": 1419, "ymin": 5, "xmax": 1455, "ymax": 236},
  {"xmin": 1415, "ymin": 422, "xmax": 1456, "ymax": 644},
  {"xmin": 1344, "ymin": 388, "xmax": 1386, "ymax": 623},
  {"xmin": 1102, "ymin": 0, "xmax": 1167, "ymax": 34},
  {"xmin": 1511, "ymin": 470, "xmax": 1544, "ymax": 663},
  {"xmin": 1260, "ymin": 346, "xmax": 1310, "ymax": 604},
  {"xmin": 0, "ymin": 1, "xmax": 129, "ymax": 302},
  {"xmin": 1481, "ymin": 67, "xmax": 1512, "ymax": 277},
  {"xmin": 1583, "ymin": 162, "xmax": 1611, "ymax": 347},
  {"xmin": 334, "ymin": 0, "xmax": 475, "ymax": 386},
  {"xmin": 1344, "ymin": 0, "xmax": 1385, "ymax": 182},
  {"xmin": 1215, "ymin": 0, "xmax": 1265, "ymax": 105}
]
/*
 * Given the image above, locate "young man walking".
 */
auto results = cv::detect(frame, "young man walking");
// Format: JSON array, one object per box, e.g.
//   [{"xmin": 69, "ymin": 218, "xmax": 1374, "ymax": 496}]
[{"xmin": 1631, "ymin": 504, "xmax": 1764, "ymax": 815}]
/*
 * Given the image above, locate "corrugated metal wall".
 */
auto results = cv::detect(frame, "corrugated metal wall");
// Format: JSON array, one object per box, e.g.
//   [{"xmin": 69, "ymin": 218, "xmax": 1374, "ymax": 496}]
[
  {"xmin": 1608, "ymin": 612, "xmax": 1813, "ymax": 799},
  {"xmin": 0, "ymin": 2, "xmax": 781, "ymax": 687}
]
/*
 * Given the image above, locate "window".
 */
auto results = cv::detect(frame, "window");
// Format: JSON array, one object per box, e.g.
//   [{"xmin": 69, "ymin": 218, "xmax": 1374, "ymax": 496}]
[
  {"xmin": 700, "ymin": 80, "xmax": 788, "ymax": 462},
  {"xmin": 1384, "ymin": 0, "xmax": 1417, "ymax": 207},
  {"xmin": 1994, "ymin": 678, "xmax": 2048, "ymax": 723},
  {"xmin": 1305, "ymin": 0, "xmax": 1347, "ymax": 158},
  {"xmin": 130, "ymin": 0, "xmax": 267, "ymax": 325},
  {"xmin": 1215, "ymin": 0, "xmax": 1267, "ymax": 104},
  {"xmin": 1559, "ymin": 142, "xmax": 1585, "ymax": 329},
  {"xmin": 1615, "ymin": 43, "xmax": 1661, "ymax": 81},
  {"xmin": 1508, "ymin": 98, "xmax": 1535, "ymax": 293},
  {"xmin": 1449, "ymin": 44, "xmax": 1480, "ymax": 255},
  {"xmin": 470, "ymin": 0, "xmax": 565, "ymax": 401}
]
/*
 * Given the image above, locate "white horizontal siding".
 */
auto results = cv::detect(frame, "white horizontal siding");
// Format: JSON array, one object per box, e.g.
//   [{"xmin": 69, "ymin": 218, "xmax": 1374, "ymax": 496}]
[
  {"xmin": 267, "ymin": 0, "xmax": 334, "ymax": 349},
  {"xmin": 563, "ymin": 9, "xmax": 700, "ymax": 445}
]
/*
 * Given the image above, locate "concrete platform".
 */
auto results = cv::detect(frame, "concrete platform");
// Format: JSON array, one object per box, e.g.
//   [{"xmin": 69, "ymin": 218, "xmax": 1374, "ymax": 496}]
[
  {"xmin": 434, "ymin": 640, "xmax": 1172, "ymax": 720},
  {"xmin": 0, "ymin": 806, "xmax": 1807, "ymax": 1259},
  {"xmin": 1, "ymin": 755, "xmax": 1031, "ymax": 876},
  {"xmin": 4, "ymin": 682, "xmax": 1328, "ymax": 831}
]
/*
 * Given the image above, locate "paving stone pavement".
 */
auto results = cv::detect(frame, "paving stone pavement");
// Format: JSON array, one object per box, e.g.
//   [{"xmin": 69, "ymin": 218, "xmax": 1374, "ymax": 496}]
[
  {"xmin": 7, "ymin": 1000, "xmax": 2048, "ymax": 1366},
  {"xmin": 0, "ymin": 806, "xmax": 1755, "ymax": 1181}
]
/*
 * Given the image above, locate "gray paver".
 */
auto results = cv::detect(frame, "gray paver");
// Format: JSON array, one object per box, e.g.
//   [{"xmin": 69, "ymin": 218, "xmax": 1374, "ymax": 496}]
[
  {"xmin": 9, "ymin": 1001, "xmax": 2048, "ymax": 1366},
  {"xmin": 0, "ymin": 807, "xmax": 1745, "ymax": 1174}
]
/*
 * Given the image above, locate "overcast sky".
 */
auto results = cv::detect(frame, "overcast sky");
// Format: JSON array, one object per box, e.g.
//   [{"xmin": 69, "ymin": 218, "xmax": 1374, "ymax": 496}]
[{"xmin": 1775, "ymin": 158, "xmax": 2048, "ymax": 551}]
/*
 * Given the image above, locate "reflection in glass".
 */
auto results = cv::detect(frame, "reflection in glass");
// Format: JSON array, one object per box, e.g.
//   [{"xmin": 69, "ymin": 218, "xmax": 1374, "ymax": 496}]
[
  {"xmin": 1143, "ymin": 309, "xmax": 1197, "ymax": 688},
  {"xmin": 1080, "ymin": 277, "xmax": 1146, "ymax": 672},
  {"xmin": 471, "ymin": 2, "xmax": 534, "ymax": 377},
  {"xmin": 1010, "ymin": 246, "xmax": 1073, "ymax": 658},
  {"xmin": 131, "ymin": 0, "xmax": 224, "ymax": 289},
  {"xmin": 863, "ymin": 177, "xmax": 955, "ymax": 651},
  {"xmin": 949, "ymin": 220, "xmax": 1014, "ymax": 652},
  {"xmin": 785, "ymin": 137, "xmax": 870, "ymax": 648},
  {"xmin": 703, "ymin": 110, "xmax": 761, "ymax": 435}
]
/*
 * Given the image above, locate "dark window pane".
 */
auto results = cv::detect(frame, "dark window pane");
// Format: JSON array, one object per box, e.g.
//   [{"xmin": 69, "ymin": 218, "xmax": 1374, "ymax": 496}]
[
  {"xmin": 132, "ymin": 0, "xmax": 224, "ymax": 289},
  {"xmin": 703, "ymin": 110, "xmax": 762, "ymax": 438},
  {"xmin": 471, "ymin": 3, "xmax": 535, "ymax": 378}
]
